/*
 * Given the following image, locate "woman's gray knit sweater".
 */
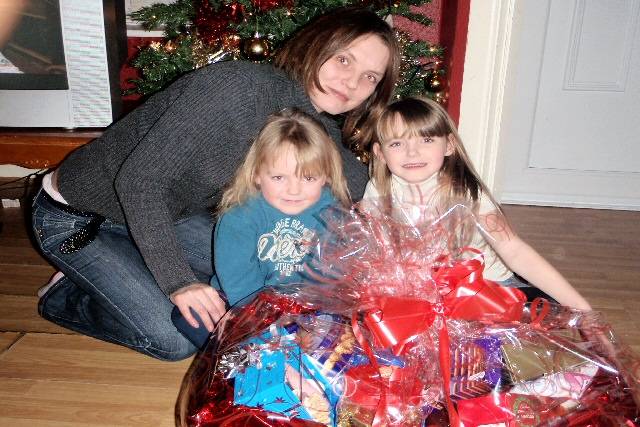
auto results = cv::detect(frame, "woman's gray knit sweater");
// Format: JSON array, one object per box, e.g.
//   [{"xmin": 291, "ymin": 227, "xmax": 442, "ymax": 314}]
[{"xmin": 56, "ymin": 60, "xmax": 368, "ymax": 296}]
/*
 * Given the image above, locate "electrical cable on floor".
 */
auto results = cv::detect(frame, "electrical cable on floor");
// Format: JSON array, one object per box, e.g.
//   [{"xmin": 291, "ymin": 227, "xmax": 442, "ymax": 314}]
[
  {"xmin": 0, "ymin": 169, "xmax": 49, "ymax": 235},
  {"xmin": 0, "ymin": 169, "xmax": 48, "ymax": 200}
]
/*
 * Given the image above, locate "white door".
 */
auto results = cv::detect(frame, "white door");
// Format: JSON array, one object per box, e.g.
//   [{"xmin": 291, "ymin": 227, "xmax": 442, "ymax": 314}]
[{"xmin": 496, "ymin": 0, "xmax": 640, "ymax": 210}]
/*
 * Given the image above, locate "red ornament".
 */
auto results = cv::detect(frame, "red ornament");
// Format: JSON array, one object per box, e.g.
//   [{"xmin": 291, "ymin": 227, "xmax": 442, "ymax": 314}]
[
  {"xmin": 226, "ymin": 2, "xmax": 245, "ymax": 22},
  {"xmin": 251, "ymin": 0, "xmax": 293, "ymax": 12},
  {"xmin": 195, "ymin": 0, "xmax": 245, "ymax": 47}
]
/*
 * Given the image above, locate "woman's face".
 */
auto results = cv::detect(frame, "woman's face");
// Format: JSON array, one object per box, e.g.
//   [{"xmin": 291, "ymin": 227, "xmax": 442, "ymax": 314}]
[{"xmin": 309, "ymin": 34, "xmax": 390, "ymax": 115}]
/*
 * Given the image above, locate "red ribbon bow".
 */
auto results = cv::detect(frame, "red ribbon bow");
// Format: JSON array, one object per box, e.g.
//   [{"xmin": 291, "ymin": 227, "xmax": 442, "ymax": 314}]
[
  {"xmin": 434, "ymin": 248, "xmax": 527, "ymax": 322},
  {"xmin": 352, "ymin": 296, "xmax": 460, "ymax": 427},
  {"xmin": 348, "ymin": 249, "xmax": 534, "ymax": 427},
  {"xmin": 363, "ymin": 296, "xmax": 436, "ymax": 355}
]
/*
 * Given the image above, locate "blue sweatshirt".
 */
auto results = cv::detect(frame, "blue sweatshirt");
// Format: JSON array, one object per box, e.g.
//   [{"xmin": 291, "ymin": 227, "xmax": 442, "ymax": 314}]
[{"xmin": 212, "ymin": 188, "xmax": 337, "ymax": 306}]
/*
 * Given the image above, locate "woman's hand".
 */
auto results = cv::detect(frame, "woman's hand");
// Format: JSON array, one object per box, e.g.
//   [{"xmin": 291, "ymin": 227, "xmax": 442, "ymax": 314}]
[{"xmin": 170, "ymin": 283, "xmax": 227, "ymax": 331}]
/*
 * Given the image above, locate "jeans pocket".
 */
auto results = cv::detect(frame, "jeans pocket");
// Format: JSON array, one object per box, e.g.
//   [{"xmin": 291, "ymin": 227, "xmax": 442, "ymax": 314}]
[
  {"xmin": 35, "ymin": 216, "xmax": 79, "ymax": 251},
  {"xmin": 34, "ymin": 203, "xmax": 76, "ymax": 225},
  {"xmin": 41, "ymin": 227, "xmax": 77, "ymax": 251},
  {"xmin": 42, "ymin": 217, "xmax": 77, "ymax": 228}
]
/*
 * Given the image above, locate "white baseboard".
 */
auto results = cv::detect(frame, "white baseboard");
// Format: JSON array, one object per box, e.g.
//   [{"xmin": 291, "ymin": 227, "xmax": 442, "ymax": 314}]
[{"xmin": 500, "ymin": 193, "xmax": 640, "ymax": 211}]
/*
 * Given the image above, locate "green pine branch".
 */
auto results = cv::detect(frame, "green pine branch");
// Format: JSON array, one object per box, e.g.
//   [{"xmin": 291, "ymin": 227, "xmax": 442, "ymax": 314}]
[
  {"xmin": 128, "ymin": 0, "xmax": 194, "ymax": 38},
  {"xmin": 126, "ymin": 0, "xmax": 446, "ymax": 100}
]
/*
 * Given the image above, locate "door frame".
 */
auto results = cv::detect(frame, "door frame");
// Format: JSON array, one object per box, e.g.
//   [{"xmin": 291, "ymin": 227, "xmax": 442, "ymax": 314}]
[{"xmin": 457, "ymin": 0, "xmax": 516, "ymax": 197}]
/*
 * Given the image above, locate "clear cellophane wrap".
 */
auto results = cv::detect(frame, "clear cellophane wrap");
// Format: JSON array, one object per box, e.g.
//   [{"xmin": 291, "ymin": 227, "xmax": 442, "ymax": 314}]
[{"xmin": 178, "ymin": 201, "xmax": 640, "ymax": 427}]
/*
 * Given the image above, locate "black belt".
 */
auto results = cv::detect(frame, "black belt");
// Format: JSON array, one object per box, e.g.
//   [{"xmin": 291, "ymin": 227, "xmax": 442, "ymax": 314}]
[
  {"xmin": 42, "ymin": 191, "xmax": 106, "ymax": 254},
  {"xmin": 42, "ymin": 191, "xmax": 97, "ymax": 218}
]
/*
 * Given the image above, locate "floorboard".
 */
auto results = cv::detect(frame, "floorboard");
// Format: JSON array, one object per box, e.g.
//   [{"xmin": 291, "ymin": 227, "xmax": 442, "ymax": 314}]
[{"xmin": 1, "ymin": 203, "xmax": 639, "ymax": 425}]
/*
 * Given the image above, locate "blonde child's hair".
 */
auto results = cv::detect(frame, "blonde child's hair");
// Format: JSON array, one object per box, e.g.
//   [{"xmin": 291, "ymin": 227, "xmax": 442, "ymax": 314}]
[
  {"xmin": 370, "ymin": 97, "xmax": 506, "ymax": 249},
  {"xmin": 218, "ymin": 108, "xmax": 351, "ymax": 214}
]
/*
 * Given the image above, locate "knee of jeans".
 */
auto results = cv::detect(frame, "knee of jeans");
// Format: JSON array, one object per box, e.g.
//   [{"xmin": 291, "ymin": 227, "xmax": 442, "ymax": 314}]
[
  {"xmin": 143, "ymin": 326, "xmax": 197, "ymax": 361},
  {"xmin": 155, "ymin": 343, "xmax": 196, "ymax": 361}
]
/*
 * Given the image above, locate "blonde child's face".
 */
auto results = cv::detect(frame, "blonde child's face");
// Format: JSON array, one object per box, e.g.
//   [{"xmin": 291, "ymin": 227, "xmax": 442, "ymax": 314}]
[
  {"xmin": 255, "ymin": 145, "xmax": 327, "ymax": 215},
  {"xmin": 374, "ymin": 120, "xmax": 454, "ymax": 184}
]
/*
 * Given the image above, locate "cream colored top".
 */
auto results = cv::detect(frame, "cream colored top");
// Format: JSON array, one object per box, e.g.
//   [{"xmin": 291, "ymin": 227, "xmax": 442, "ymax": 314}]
[
  {"xmin": 363, "ymin": 175, "xmax": 512, "ymax": 282},
  {"xmin": 42, "ymin": 171, "xmax": 69, "ymax": 205}
]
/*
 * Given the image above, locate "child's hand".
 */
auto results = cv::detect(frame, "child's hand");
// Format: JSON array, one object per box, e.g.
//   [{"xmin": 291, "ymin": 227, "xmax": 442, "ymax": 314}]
[{"xmin": 171, "ymin": 283, "xmax": 227, "ymax": 331}]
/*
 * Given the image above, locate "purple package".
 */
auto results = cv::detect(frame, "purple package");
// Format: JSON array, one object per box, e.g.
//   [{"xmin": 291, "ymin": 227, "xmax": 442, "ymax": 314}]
[
  {"xmin": 449, "ymin": 335, "xmax": 503, "ymax": 401},
  {"xmin": 474, "ymin": 336, "xmax": 502, "ymax": 386}
]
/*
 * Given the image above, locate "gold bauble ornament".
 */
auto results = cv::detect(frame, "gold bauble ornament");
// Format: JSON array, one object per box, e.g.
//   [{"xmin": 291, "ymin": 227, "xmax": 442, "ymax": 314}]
[
  {"xmin": 425, "ymin": 73, "xmax": 445, "ymax": 93},
  {"xmin": 243, "ymin": 34, "xmax": 271, "ymax": 61}
]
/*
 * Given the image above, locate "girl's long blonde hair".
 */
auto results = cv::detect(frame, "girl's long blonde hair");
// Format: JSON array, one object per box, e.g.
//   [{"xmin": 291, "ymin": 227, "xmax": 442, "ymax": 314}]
[
  {"xmin": 218, "ymin": 108, "xmax": 351, "ymax": 214},
  {"xmin": 371, "ymin": 97, "xmax": 504, "ymax": 217}
]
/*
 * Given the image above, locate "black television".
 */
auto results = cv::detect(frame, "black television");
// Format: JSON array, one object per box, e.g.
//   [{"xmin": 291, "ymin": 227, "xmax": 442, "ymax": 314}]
[{"xmin": 0, "ymin": 0, "xmax": 126, "ymax": 128}]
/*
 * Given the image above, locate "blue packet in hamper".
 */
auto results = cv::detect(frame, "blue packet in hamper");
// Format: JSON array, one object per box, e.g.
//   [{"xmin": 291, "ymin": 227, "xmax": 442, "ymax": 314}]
[
  {"xmin": 350, "ymin": 348, "xmax": 404, "ymax": 368},
  {"xmin": 233, "ymin": 323, "xmax": 340, "ymax": 425}
]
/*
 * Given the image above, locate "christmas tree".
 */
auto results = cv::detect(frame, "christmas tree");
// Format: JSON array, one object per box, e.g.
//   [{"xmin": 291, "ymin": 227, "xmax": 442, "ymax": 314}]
[{"xmin": 127, "ymin": 0, "xmax": 446, "ymax": 102}]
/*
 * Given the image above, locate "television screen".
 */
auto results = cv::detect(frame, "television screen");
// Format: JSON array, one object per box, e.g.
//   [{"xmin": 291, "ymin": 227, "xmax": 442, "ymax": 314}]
[
  {"xmin": 0, "ymin": 0, "xmax": 126, "ymax": 128},
  {"xmin": 0, "ymin": 0, "xmax": 69, "ymax": 90}
]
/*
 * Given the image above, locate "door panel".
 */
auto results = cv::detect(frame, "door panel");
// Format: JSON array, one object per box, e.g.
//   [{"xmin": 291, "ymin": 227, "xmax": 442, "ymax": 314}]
[{"xmin": 497, "ymin": 0, "xmax": 640, "ymax": 209}]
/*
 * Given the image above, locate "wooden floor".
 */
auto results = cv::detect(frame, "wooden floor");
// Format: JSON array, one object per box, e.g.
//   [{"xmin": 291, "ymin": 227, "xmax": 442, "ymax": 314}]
[{"xmin": 1, "ymin": 203, "xmax": 639, "ymax": 426}]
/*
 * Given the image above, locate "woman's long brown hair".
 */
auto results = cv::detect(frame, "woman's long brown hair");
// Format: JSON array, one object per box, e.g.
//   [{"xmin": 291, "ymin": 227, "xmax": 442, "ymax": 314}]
[{"xmin": 274, "ymin": 7, "xmax": 400, "ymax": 150}]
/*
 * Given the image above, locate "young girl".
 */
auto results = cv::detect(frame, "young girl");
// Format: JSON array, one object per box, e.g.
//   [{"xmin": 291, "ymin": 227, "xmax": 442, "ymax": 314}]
[
  {"xmin": 172, "ymin": 108, "xmax": 351, "ymax": 347},
  {"xmin": 365, "ymin": 97, "xmax": 591, "ymax": 310}
]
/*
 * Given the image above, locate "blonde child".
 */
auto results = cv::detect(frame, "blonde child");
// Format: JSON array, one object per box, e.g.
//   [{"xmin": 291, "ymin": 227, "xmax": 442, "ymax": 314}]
[
  {"xmin": 172, "ymin": 108, "xmax": 351, "ymax": 346},
  {"xmin": 365, "ymin": 97, "xmax": 591, "ymax": 310}
]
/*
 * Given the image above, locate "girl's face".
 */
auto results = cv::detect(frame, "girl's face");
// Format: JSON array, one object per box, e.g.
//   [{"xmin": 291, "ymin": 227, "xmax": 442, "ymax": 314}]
[
  {"xmin": 309, "ymin": 34, "xmax": 390, "ymax": 115},
  {"xmin": 255, "ymin": 145, "xmax": 327, "ymax": 215},
  {"xmin": 374, "ymin": 120, "xmax": 454, "ymax": 184}
]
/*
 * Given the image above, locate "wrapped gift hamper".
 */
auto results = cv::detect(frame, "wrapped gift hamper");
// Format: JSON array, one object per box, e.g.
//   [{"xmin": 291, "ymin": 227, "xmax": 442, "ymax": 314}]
[{"xmin": 178, "ymin": 203, "xmax": 640, "ymax": 426}]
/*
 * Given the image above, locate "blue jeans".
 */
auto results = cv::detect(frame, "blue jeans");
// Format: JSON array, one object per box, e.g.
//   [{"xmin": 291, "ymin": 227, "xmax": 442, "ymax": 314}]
[
  {"xmin": 171, "ymin": 306, "xmax": 212, "ymax": 349},
  {"xmin": 31, "ymin": 189, "xmax": 213, "ymax": 360},
  {"xmin": 496, "ymin": 275, "xmax": 530, "ymax": 288}
]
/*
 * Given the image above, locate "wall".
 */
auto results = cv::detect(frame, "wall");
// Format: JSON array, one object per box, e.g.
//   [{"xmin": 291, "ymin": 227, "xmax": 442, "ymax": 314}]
[{"xmin": 457, "ymin": 0, "xmax": 515, "ymax": 192}]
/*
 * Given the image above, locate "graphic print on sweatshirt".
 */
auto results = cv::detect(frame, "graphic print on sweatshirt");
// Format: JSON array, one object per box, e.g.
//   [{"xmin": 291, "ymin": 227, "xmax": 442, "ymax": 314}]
[{"xmin": 257, "ymin": 217, "xmax": 315, "ymax": 277}]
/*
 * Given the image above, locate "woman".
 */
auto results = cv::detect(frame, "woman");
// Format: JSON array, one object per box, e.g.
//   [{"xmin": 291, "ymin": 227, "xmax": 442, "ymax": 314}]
[{"xmin": 31, "ymin": 7, "xmax": 400, "ymax": 360}]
